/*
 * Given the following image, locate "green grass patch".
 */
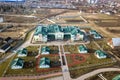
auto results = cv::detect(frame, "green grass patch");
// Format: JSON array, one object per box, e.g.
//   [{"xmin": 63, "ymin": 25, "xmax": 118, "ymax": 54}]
[
  {"xmin": 26, "ymin": 46, "xmax": 39, "ymax": 52},
  {"xmin": 86, "ymin": 41, "xmax": 99, "ymax": 53},
  {"xmin": 95, "ymin": 40, "xmax": 112, "ymax": 51},
  {"xmin": 41, "ymin": 45, "xmax": 59, "ymax": 54},
  {"xmin": 64, "ymin": 45, "xmax": 79, "ymax": 53},
  {"xmin": 0, "ymin": 56, "xmax": 14, "ymax": 77},
  {"xmin": 68, "ymin": 54, "xmax": 114, "ymax": 78},
  {"xmin": 5, "ymin": 54, "xmax": 36, "ymax": 76},
  {"xmin": 25, "ymin": 30, "xmax": 34, "ymax": 41}
]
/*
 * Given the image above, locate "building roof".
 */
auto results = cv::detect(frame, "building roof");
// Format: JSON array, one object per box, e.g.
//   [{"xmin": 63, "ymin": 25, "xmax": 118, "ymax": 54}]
[
  {"xmin": 34, "ymin": 24, "xmax": 84, "ymax": 36},
  {"xmin": 79, "ymin": 45, "xmax": 87, "ymax": 51},
  {"xmin": 95, "ymin": 50, "xmax": 107, "ymax": 57},
  {"xmin": 1, "ymin": 43, "xmax": 10, "ymax": 50},
  {"xmin": 94, "ymin": 33, "xmax": 102, "ymax": 37},
  {"xmin": 18, "ymin": 48, "xmax": 28, "ymax": 55},
  {"xmin": 41, "ymin": 46, "xmax": 50, "ymax": 53},
  {"xmin": 63, "ymin": 26, "xmax": 74, "ymax": 33},
  {"xmin": 34, "ymin": 25, "xmax": 47, "ymax": 36},
  {"xmin": 90, "ymin": 30, "xmax": 97, "ymax": 34},
  {"xmin": 47, "ymin": 24, "xmax": 62, "ymax": 33},
  {"xmin": 5, "ymin": 37, "xmax": 14, "ymax": 43},
  {"xmin": 113, "ymin": 74, "xmax": 120, "ymax": 80},
  {"xmin": 40, "ymin": 57, "xmax": 50, "ymax": 66},
  {"xmin": 112, "ymin": 38, "xmax": 120, "ymax": 47},
  {"xmin": 11, "ymin": 58, "xmax": 24, "ymax": 67}
]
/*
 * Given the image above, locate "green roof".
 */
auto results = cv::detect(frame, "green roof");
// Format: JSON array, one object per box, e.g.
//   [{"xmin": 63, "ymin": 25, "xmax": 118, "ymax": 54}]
[
  {"xmin": 40, "ymin": 57, "xmax": 50, "ymax": 66},
  {"xmin": 18, "ymin": 48, "xmax": 28, "ymax": 55},
  {"xmin": 41, "ymin": 46, "xmax": 50, "ymax": 53},
  {"xmin": 79, "ymin": 45, "xmax": 87, "ymax": 51},
  {"xmin": 63, "ymin": 26, "xmax": 75, "ymax": 33},
  {"xmin": 113, "ymin": 75, "xmax": 120, "ymax": 80},
  {"xmin": 95, "ymin": 50, "xmax": 107, "ymax": 57},
  {"xmin": 34, "ymin": 26, "xmax": 47, "ymax": 36},
  {"xmin": 71, "ymin": 27, "xmax": 78, "ymax": 35},
  {"xmin": 47, "ymin": 24, "xmax": 62, "ymax": 33},
  {"xmin": 34, "ymin": 24, "xmax": 84, "ymax": 36},
  {"xmin": 11, "ymin": 58, "xmax": 24, "ymax": 67}
]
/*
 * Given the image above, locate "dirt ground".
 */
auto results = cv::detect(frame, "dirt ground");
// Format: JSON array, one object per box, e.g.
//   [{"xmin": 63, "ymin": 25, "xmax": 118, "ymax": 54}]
[
  {"xmin": 0, "ymin": 9, "xmax": 70, "ymax": 39},
  {"xmin": 0, "ymin": 24, "xmax": 33, "ymax": 39},
  {"xmin": 81, "ymin": 13, "xmax": 120, "ymax": 38}
]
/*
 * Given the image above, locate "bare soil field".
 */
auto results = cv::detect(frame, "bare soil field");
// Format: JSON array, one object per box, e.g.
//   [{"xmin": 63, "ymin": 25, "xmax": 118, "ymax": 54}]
[
  {"xmin": 81, "ymin": 13, "xmax": 120, "ymax": 37},
  {"xmin": 0, "ymin": 9, "xmax": 70, "ymax": 39},
  {"xmin": 0, "ymin": 24, "xmax": 33, "ymax": 38},
  {"xmin": 48, "ymin": 11, "xmax": 86, "ymax": 24},
  {"xmin": 3, "ymin": 16, "xmax": 37, "ymax": 23}
]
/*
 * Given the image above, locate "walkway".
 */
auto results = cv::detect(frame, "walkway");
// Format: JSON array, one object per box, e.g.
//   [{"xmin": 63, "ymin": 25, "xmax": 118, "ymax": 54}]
[{"xmin": 74, "ymin": 68, "xmax": 120, "ymax": 80}]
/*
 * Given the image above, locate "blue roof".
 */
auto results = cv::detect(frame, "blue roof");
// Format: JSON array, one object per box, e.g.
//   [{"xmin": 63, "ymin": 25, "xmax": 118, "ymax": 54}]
[{"xmin": 112, "ymin": 38, "xmax": 120, "ymax": 47}]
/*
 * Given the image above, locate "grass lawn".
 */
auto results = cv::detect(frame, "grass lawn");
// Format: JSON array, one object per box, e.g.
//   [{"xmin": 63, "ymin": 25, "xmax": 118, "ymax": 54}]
[
  {"xmin": 38, "ymin": 55, "xmax": 60, "ymax": 61},
  {"xmin": 26, "ymin": 46, "xmax": 39, "ymax": 52},
  {"xmin": 36, "ymin": 54, "xmax": 61, "ymax": 73},
  {"xmin": 70, "ymin": 63, "xmax": 115, "ymax": 79},
  {"xmin": 41, "ymin": 45, "xmax": 59, "ymax": 54},
  {"xmin": 5, "ymin": 54, "xmax": 36, "ymax": 76},
  {"xmin": 6, "ymin": 67, "xmax": 36, "ymax": 76},
  {"xmin": 86, "ymin": 41, "xmax": 99, "ymax": 53},
  {"xmin": 64, "ymin": 45, "xmax": 79, "ymax": 53},
  {"xmin": 68, "ymin": 54, "xmax": 114, "ymax": 78},
  {"xmin": 23, "ymin": 29, "xmax": 34, "ymax": 42},
  {"xmin": 5, "ymin": 46, "xmax": 38, "ymax": 76},
  {"xmin": 0, "ymin": 56, "xmax": 14, "ymax": 77},
  {"xmin": 95, "ymin": 40, "xmax": 111, "ymax": 51},
  {"xmin": 86, "ymin": 71, "xmax": 120, "ymax": 80},
  {"xmin": 66, "ymin": 54, "xmax": 87, "ymax": 66}
]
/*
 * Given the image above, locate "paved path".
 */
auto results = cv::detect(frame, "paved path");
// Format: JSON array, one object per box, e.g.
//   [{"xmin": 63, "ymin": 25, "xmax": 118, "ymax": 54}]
[
  {"xmin": 74, "ymin": 68, "xmax": 120, "ymax": 80},
  {"xmin": 61, "ymin": 45, "xmax": 72, "ymax": 80},
  {"xmin": 30, "ymin": 41, "xmax": 90, "ymax": 46},
  {"xmin": 46, "ymin": 76, "xmax": 63, "ymax": 80}
]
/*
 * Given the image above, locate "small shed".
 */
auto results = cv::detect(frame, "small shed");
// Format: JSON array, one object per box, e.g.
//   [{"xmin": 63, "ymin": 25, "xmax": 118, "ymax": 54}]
[
  {"xmin": 17, "ymin": 48, "xmax": 28, "ymax": 57},
  {"xmin": 78, "ymin": 45, "xmax": 88, "ymax": 53},
  {"xmin": 95, "ymin": 50, "xmax": 107, "ymax": 59},
  {"xmin": 39, "ymin": 57, "xmax": 50, "ymax": 68},
  {"xmin": 41, "ymin": 46, "xmax": 50, "ymax": 55},
  {"xmin": 11, "ymin": 58, "xmax": 24, "ymax": 69}
]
